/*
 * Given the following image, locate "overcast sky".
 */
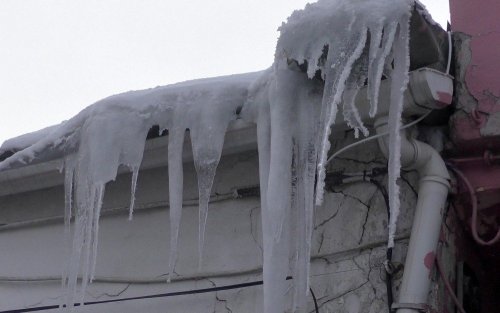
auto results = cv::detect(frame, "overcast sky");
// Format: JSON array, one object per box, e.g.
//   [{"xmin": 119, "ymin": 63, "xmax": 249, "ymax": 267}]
[{"xmin": 0, "ymin": 0, "xmax": 450, "ymax": 145}]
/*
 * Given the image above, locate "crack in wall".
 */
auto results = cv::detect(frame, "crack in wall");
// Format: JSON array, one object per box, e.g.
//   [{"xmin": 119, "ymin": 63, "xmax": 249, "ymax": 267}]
[
  {"xmin": 215, "ymin": 293, "xmax": 234, "ymax": 313},
  {"xmin": 87, "ymin": 284, "xmax": 131, "ymax": 300},
  {"xmin": 207, "ymin": 278, "xmax": 235, "ymax": 313},
  {"xmin": 335, "ymin": 156, "xmax": 386, "ymax": 166},
  {"xmin": 317, "ymin": 232, "xmax": 326, "ymax": 254},
  {"xmin": 400, "ymin": 172, "xmax": 418, "ymax": 197},
  {"xmin": 308, "ymin": 248, "xmax": 394, "ymax": 313},
  {"xmin": 312, "ymin": 279, "xmax": 370, "ymax": 313},
  {"xmin": 249, "ymin": 206, "xmax": 263, "ymax": 253},
  {"xmin": 314, "ymin": 205, "xmax": 341, "ymax": 230},
  {"xmin": 357, "ymin": 187, "xmax": 379, "ymax": 245}
]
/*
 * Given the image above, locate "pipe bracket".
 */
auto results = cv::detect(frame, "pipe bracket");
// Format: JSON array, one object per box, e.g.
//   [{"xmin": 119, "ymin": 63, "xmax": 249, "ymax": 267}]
[{"xmin": 391, "ymin": 302, "xmax": 428, "ymax": 312}]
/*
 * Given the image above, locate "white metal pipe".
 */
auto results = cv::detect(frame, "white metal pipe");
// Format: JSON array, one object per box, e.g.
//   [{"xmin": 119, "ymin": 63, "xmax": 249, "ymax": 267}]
[{"xmin": 375, "ymin": 117, "xmax": 450, "ymax": 313}]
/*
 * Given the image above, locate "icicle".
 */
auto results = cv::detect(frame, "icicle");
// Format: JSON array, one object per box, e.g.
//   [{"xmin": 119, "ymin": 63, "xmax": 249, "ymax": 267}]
[
  {"xmin": 300, "ymin": 106, "xmax": 319, "ymax": 305},
  {"xmin": 292, "ymin": 78, "xmax": 320, "ymax": 313},
  {"xmin": 315, "ymin": 27, "xmax": 368, "ymax": 206},
  {"xmin": 190, "ymin": 122, "xmax": 228, "ymax": 269},
  {"xmin": 367, "ymin": 22, "xmax": 398, "ymax": 117},
  {"xmin": 167, "ymin": 127, "xmax": 185, "ymax": 282},
  {"xmin": 61, "ymin": 156, "xmax": 75, "ymax": 308},
  {"xmin": 90, "ymin": 184, "xmax": 105, "ymax": 282},
  {"xmin": 0, "ymin": 3, "xmax": 420, "ymax": 312},
  {"xmin": 368, "ymin": 24, "xmax": 383, "ymax": 72},
  {"xmin": 240, "ymin": 69, "xmax": 289, "ymax": 313},
  {"xmin": 65, "ymin": 178, "xmax": 89, "ymax": 310},
  {"xmin": 258, "ymin": 64, "xmax": 296, "ymax": 313},
  {"xmin": 387, "ymin": 12, "xmax": 411, "ymax": 248},
  {"xmin": 343, "ymin": 37, "xmax": 370, "ymax": 138},
  {"xmin": 255, "ymin": 102, "xmax": 275, "ymax": 313},
  {"xmin": 0, "ymin": 71, "xmax": 255, "ymax": 311},
  {"xmin": 79, "ymin": 185, "xmax": 99, "ymax": 305},
  {"xmin": 64, "ymin": 158, "xmax": 75, "ymax": 234},
  {"xmin": 128, "ymin": 167, "xmax": 139, "ymax": 220},
  {"xmin": 291, "ymin": 142, "xmax": 305, "ymax": 313},
  {"xmin": 61, "ymin": 112, "xmax": 151, "ymax": 309}
]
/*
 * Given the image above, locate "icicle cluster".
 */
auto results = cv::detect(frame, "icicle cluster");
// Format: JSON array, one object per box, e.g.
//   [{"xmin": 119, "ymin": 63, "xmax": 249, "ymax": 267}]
[
  {"xmin": 0, "ymin": 0, "xmax": 416, "ymax": 311},
  {"xmin": 0, "ymin": 73, "xmax": 258, "ymax": 309},
  {"xmin": 267, "ymin": 0, "xmax": 412, "ymax": 311},
  {"xmin": 241, "ymin": 63, "xmax": 323, "ymax": 313}
]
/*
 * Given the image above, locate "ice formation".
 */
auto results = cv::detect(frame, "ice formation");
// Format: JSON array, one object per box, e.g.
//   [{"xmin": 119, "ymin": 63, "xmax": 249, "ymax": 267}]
[
  {"xmin": 0, "ymin": 123, "xmax": 60, "ymax": 158},
  {"xmin": 0, "ymin": 0, "xmax": 417, "ymax": 311}
]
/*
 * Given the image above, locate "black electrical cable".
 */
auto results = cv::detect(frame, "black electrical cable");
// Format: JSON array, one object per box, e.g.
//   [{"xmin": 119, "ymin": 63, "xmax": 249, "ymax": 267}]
[
  {"xmin": 385, "ymin": 247, "xmax": 394, "ymax": 312},
  {"xmin": 371, "ymin": 178, "xmax": 394, "ymax": 313},
  {"xmin": 0, "ymin": 277, "xmax": 294, "ymax": 313},
  {"xmin": 310, "ymin": 287, "xmax": 320, "ymax": 313},
  {"xmin": 370, "ymin": 179, "xmax": 390, "ymax": 220},
  {"xmin": 0, "ymin": 276, "xmax": 322, "ymax": 313}
]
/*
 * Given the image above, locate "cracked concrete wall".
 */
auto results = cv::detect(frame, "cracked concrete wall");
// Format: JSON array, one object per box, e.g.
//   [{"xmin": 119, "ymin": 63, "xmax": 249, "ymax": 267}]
[{"xmin": 0, "ymin": 129, "xmax": 428, "ymax": 313}]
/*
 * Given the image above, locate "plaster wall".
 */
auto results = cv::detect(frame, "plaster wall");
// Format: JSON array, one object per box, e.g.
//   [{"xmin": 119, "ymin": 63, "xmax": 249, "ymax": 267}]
[
  {"xmin": 0, "ymin": 134, "xmax": 422, "ymax": 313},
  {"xmin": 450, "ymin": 0, "xmax": 500, "ymax": 113},
  {"xmin": 449, "ymin": 0, "xmax": 500, "ymax": 150}
]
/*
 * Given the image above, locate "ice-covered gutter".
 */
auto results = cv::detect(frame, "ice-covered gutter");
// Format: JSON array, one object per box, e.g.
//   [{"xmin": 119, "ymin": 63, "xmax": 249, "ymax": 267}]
[
  {"xmin": 0, "ymin": 67, "xmax": 450, "ymax": 195},
  {"xmin": 0, "ymin": 120, "xmax": 257, "ymax": 197},
  {"xmin": 0, "ymin": 124, "xmax": 61, "ymax": 161},
  {"xmin": 0, "ymin": 0, "xmax": 452, "ymax": 312}
]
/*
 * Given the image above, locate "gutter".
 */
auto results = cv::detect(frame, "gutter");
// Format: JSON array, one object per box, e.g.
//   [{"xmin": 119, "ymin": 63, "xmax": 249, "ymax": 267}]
[{"xmin": 0, "ymin": 121, "xmax": 257, "ymax": 197}]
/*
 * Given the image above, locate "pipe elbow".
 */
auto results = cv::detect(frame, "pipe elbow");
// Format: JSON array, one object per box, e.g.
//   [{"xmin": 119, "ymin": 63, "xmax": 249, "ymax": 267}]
[
  {"xmin": 374, "ymin": 116, "xmax": 450, "ymax": 188},
  {"xmin": 411, "ymin": 140, "xmax": 450, "ymax": 183}
]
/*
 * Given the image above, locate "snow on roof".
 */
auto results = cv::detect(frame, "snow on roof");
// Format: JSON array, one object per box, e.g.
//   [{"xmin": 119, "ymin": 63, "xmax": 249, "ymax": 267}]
[
  {"xmin": 0, "ymin": 71, "xmax": 261, "ymax": 171},
  {"xmin": 0, "ymin": 124, "xmax": 61, "ymax": 159},
  {"xmin": 276, "ymin": 0, "xmax": 411, "ymax": 79}
]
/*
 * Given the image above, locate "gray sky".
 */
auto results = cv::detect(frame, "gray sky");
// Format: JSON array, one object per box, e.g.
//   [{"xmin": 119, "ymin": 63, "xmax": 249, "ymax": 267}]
[{"xmin": 0, "ymin": 0, "xmax": 450, "ymax": 145}]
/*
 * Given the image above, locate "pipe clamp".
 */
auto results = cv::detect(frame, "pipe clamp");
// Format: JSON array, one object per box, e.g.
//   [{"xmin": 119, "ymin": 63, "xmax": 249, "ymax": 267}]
[{"xmin": 391, "ymin": 302, "xmax": 428, "ymax": 312}]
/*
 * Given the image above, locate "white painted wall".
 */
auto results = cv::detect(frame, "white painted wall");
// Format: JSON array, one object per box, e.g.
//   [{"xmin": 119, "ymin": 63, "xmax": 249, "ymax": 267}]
[{"xmin": 0, "ymin": 133, "xmax": 419, "ymax": 313}]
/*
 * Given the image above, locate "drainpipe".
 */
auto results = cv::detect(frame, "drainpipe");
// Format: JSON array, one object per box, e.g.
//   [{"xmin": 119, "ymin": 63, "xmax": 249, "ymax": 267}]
[{"xmin": 374, "ymin": 116, "xmax": 450, "ymax": 313}]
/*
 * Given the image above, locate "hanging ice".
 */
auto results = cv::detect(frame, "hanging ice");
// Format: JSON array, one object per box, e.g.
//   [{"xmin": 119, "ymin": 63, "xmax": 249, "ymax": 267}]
[
  {"xmin": 0, "ymin": 73, "xmax": 256, "ymax": 309},
  {"xmin": 0, "ymin": 0, "xmax": 416, "ymax": 311},
  {"xmin": 387, "ymin": 13, "xmax": 411, "ymax": 248},
  {"xmin": 166, "ymin": 126, "xmax": 185, "ymax": 282},
  {"xmin": 271, "ymin": 0, "xmax": 413, "ymax": 310}
]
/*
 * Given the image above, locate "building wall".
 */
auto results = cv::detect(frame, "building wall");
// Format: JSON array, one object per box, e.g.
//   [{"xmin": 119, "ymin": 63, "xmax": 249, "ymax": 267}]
[{"xmin": 0, "ymin": 133, "xmax": 423, "ymax": 313}]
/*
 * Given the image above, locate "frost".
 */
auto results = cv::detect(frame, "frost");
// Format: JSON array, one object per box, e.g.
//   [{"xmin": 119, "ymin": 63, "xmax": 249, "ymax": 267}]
[
  {"xmin": 0, "ymin": 0, "xmax": 417, "ymax": 311},
  {"xmin": 387, "ymin": 13, "xmax": 411, "ymax": 248},
  {"xmin": 276, "ymin": 0, "xmax": 412, "ymax": 207},
  {"xmin": 272, "ymin": 0, "xmax": 412, "ymax": 310}
]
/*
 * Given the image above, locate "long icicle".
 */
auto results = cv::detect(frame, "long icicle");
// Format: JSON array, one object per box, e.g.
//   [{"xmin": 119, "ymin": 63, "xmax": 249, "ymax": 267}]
[
  {"xmin": 315, "ymin": 27, "xmax": 368, "ymax": 206},
  {"xmin": 90, "ymin": 184, "xmax": 105, "ymax": 282},
  {"xmin": 190, "ymin": 124, "xmax": 228, "ymax": 270},
  {"xmin": 61, "ymin": 156, "xmax": 75, "ymax": 308},
  {"xmin": 79, "ymin": 186, "xmax": 97, "ymax": 305},
  {"xmin": 387, "ymin": 11, "xmax": 411, "ymax": 248},
  {"xmin": 263, "ymin": 63, "xmax": 295, "ymax": 313},
  {"xmin": 65, "ymin": 174, "xmax": 90, "ymax": 310},
  {"xmin": 128, "ymin": 167, "xmax": 140, "ymax": 220},
  {"xmin": 343, "ymin": 38, "xmax": 370, "ymax": 138},
  {"xmin": 368, "ymin": 22, "xmax": 398, "ymax": 117},
  {"xmin": 167, "ymin": 127, "xmax": 185, "ymax": 282}
]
